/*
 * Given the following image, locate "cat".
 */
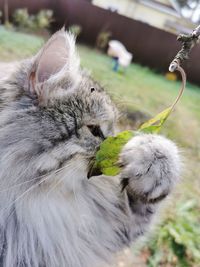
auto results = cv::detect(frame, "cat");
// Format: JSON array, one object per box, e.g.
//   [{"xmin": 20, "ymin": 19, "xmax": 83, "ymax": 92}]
[{"xmin": 0, "ymin": 29, "xmax": 181, "ymax": 267}]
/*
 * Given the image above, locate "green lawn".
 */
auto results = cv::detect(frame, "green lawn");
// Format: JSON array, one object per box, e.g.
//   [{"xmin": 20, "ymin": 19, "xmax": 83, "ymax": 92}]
[
  {"xmin": 0, "ymin": 28, "xmax": 199, "ymax": 266},
  {"xmin": 0, "ymin": 26, "xmax": 44, "ymax": 60}
]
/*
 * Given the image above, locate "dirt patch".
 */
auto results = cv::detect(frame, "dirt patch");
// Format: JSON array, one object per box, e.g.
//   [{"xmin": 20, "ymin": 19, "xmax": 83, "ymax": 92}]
[{"xmin": 111, "ymin": 248, "xmax": 147, "ymax": 267}]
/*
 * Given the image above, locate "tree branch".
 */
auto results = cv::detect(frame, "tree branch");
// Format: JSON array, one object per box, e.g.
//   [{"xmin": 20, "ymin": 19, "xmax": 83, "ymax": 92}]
[{"xmin": 169, "ymin": 25, "xmax": 200, "ymax": 72}]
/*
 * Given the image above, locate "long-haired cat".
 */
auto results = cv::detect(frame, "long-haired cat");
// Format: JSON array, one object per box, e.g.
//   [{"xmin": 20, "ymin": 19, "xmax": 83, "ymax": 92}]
[{"xmin": 0, "ymin": 30, "xmax": 180, "ymax": 267}]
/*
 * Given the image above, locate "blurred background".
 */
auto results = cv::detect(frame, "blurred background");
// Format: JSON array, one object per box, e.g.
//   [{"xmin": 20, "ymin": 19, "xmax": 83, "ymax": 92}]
[{"xmin": 0, "ymin": 0, "xmax": 199, "ymax": 266}]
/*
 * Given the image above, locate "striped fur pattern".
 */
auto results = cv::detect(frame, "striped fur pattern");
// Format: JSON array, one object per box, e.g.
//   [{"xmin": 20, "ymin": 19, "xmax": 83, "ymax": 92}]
[{"xmin": 0, "ymin": 30, "xmax": 181, "ymax": 267}]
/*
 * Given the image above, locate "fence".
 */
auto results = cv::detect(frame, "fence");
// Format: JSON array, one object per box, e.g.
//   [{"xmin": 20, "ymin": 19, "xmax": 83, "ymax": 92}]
[{"xmin": 0, "ymin": 0, "xmax": 199, "ymax": 84}]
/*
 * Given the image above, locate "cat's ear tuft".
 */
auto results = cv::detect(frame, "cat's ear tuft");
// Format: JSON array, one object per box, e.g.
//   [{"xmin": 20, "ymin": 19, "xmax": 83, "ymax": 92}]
[{"xmin": 28, "ymin": 29, "xmax": 80, "ymax": 97}]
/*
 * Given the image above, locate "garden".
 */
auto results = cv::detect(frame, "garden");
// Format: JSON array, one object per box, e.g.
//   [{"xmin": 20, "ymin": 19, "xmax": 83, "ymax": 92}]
[{"xmin": 0, "ymin": 8, "xmax": 200, "ymax": 267}]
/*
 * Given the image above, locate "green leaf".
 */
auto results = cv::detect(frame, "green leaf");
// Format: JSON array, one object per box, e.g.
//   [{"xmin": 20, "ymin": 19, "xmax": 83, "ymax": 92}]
[
  {"xmin": 91, "ymin": 105, "xmax": 176, "ymax": 176},
  {"xmin": 92, "ymin": 130, "xmax": 134, "ymax": 176},
  {"xmin": 139, "ymin": 107, "xmax": 172, "ymax": 133},
  {"xmin": 91, "ymin": 107, "xmax": 173, "ymax": 176}
]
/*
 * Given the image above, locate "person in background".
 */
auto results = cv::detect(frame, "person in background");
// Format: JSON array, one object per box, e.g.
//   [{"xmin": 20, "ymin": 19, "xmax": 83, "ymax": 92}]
[{"xmin": 107, "ymin": 40, "xmax": 133, "ymax": 71}]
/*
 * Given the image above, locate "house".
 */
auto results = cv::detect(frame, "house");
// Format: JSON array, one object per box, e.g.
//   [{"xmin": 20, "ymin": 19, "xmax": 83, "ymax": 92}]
[{"xmin": 92, "ymin": 0, "xmax": 196, "ymax": 34}]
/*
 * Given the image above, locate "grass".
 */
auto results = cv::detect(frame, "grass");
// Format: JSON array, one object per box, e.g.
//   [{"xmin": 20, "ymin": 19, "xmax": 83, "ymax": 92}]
[
  {"xmin": 0, "ymin": 26, "xmax": 44, "ymax": 61},
  {"xmin": 0, "ymin": 28, "xmax": 199, "ymax": 266},
  {"xmin": 144, "ymin": 199, "xmax": 200, "ymax": 267}
]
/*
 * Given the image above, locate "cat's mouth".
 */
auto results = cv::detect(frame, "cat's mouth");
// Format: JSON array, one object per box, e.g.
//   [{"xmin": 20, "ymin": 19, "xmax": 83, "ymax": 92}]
[
  {"xmin": 87, "ymin": 158, "xmax": 102, "ymax": 179},
  {"xmin": 87, "ymin": 125, "xmax": 105, "ymax": 140},
  {"xmin": 86, "ymin": 125, "xmax": 105, "ymax": 178}
]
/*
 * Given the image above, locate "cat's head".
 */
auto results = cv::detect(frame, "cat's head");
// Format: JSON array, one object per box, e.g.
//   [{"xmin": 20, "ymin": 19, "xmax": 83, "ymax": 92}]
[
  {"xmin": 0, "ymin": 29, "xmax": 118, "ymax": 191},
  {"xmin": 27, "ymin": 29, "xmax": 118, "ymax": 137}
]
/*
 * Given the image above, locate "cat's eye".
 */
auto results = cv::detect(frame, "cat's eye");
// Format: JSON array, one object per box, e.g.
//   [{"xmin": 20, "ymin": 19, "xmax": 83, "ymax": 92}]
[
  {"xmin": 91, "ymin": 87, "xmax": 95, "ymax": 92},
  {"xmin": 87, "ymin": 125, "xmax": 105, "ymax": 139}
]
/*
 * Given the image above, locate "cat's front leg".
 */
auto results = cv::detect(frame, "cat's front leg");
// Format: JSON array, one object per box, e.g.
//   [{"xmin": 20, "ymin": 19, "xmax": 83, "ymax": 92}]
[{"xmin": 119, "ymin": 134, "xmax": 181, "ymax": 239}]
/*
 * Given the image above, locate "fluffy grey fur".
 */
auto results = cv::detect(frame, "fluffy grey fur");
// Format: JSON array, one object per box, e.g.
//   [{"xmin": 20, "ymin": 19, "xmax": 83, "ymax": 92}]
[{"xmin": 0, "ymin": 30, "xmax": 181, "ymax": 267}]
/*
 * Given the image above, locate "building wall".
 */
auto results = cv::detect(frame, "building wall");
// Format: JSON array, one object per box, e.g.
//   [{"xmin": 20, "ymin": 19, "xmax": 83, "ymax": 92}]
[
  {"xmin": 156, "ymin": 0, "xmax": 172, "ymax": 6},
  {"xmin": 92, "ymin": 0, "xmax": 133, "ymax": 15},
  {"xmin": 92, "ymin": 0, "xmax": 178, "ymax": 31},
  {"xmin": 132, "ymin": 4, "xmax": 177, "ymax": 30}
]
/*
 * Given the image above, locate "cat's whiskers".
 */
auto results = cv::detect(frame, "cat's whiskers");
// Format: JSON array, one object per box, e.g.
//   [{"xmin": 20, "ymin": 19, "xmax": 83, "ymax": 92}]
[
  {"xmin": 0, "ymin": 174, "xmax": 50, "ymax": 193},
  {"xmin": 0, "ymin": 164, "xmax": 70, "ymax": 194},
  {"xmin": 3, "ymin": 162, "xmax": 84, "ymax": 227},
  {"xmin": 72, "ymin": 166, "xmax": 79, "ymax": 202},
  {"xmin": 45, "ymin": 177, "xmax": 63, "ymax": 198},
  {"xmin": 0, "ymin": 174, "xmax": 53, "ymax": 218},
  {"xmin": 0, "ymin": 164, "xmax": 71, "ymax": 217},
  {"xmin": 71, "ymin": 160, "xmax": 86, "ymax": 208},
  {"xmin": 45, "ymin": 158, "xmax": 87, "ymax": 198}
]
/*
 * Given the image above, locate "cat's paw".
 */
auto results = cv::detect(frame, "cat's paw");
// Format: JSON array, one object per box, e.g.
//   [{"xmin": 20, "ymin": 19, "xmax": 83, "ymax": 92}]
[{"xmin": 120, "ymin": 134, "xmax": 181, "ymax": 202}]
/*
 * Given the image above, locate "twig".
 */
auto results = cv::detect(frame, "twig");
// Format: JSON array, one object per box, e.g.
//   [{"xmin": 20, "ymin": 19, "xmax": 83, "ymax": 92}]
[
  {"xmin": 169, "ymin": 25, "xmax": 200, "ymax": 72},
  {"xmin": 167, "ymin": 26, "xmax": 200, "ymax": 111},
  {"xmin": 170, "ymin": 65, "xmax": 186, "ymax": 111}
]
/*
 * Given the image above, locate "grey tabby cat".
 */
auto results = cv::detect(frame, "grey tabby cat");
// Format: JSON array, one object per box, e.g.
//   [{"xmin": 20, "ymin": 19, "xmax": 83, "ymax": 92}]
[{"xmin": 0, "ymin": 30, "xmax": 181, "ymax": 267}]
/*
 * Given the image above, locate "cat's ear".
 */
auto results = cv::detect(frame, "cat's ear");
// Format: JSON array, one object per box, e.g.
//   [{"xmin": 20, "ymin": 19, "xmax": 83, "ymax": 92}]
[{"xmin": 28, "ymin": 29, "xmax": 80, "ymax": 96}]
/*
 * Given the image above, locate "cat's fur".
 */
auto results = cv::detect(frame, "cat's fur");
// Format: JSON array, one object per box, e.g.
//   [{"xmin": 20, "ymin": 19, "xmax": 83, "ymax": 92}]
[{"xmin": 0, "ymin": 29, "xmax": 181, "ymax": 267}]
